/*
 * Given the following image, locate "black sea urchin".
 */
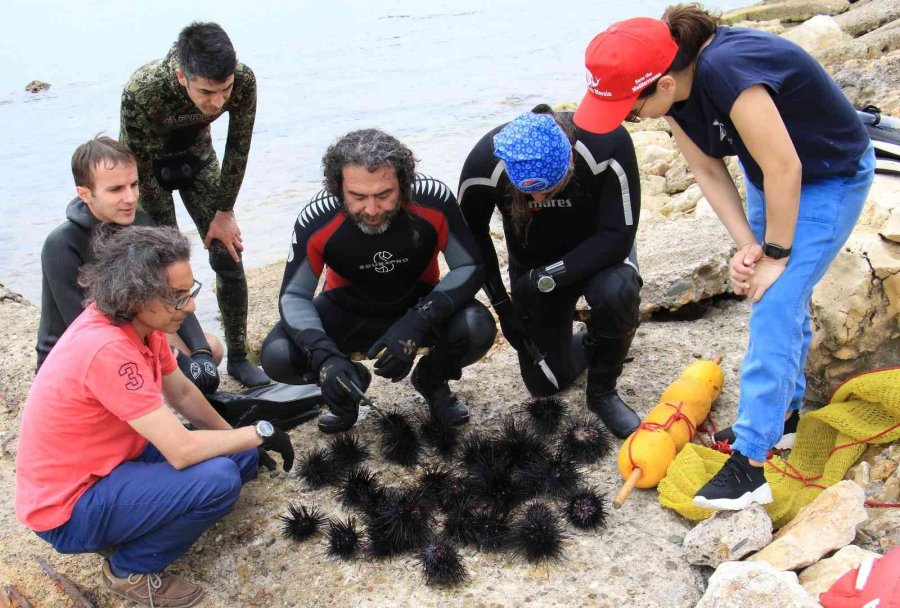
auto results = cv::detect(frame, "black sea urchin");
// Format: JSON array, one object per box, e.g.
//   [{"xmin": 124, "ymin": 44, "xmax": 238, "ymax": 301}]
[
  {"xmin": 379, "ymin": 411, "xmax": 421, "ymax": 467},
  {"xmin": 417, "ymin": 466, "xmax": 453, "ymax": 507},
  {"xmin": 419, "ymin": 539, "xmax": 468, "ymax": 586},
  {"xmin": 468, "ymin": 457, "xmax": 529, "ymax": 514},
  {"xmin": 326, "ymin": 517, "xmax": 361, "ymax": 560},
  {"xmin": 327, "ymin": 433, "xmax": 370, "ymax": 469},
  {"xmin": 522, "ymin": 396, "xmax": 568, "ymax": 436},
  {"xmin": 493, "ymin": 417, "xmax": 545, "ymax": 468},
  {"xmin": 297, "ymin": 447, "xmax": 342, "ymax": 489},
  {"xmin": 508, "ymin": 502, "xmax": 565, "ymax": 563},
  {"xmin": 279, "ymin": 503, "xmax": 325, "ymax": 541},
  {"xmin": 338, "ymin": 466, "xmax": 383, "ymax": 514},
  {"xmin": 367, "ymin": 487, "xmax": 434, "ymax": 557},
  {"xmin": 559, "ymin": 416, "xmax": 613, "ymax": 464},
  {"xmin": 522, "ymin": 449, "xmax": 582, "ymax": 498},
  {"xmin": 418, "ymin": 413, "xmax": 459, "ymax": 458},
  {"xmin": 565, "ymin": 488, "xmax": 608, "ymax": 530}
]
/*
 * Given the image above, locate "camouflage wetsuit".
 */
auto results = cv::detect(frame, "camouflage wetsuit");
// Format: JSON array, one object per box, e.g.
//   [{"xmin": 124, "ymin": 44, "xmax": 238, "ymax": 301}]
[{"xmin": 120, "ymin": 44, "xmax": 256, "ymax": 359}]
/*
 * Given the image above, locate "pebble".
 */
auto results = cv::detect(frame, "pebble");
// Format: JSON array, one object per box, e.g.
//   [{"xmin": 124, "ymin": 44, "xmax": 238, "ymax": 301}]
[{"xmin": 870, "ymin": 459, "xmax": 897, "ymax": 482}]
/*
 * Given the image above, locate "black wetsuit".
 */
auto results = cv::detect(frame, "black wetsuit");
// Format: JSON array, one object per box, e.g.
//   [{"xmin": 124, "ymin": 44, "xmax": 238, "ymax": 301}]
[
  {"xmin": 36, "ymin": 198, "xmax": 211, "ymax": 372},
  {"xmin": 459, "ymin": 115, "xmax": 642, "ymax": 396},
  {"xmin": 261, "ymin": 174, "xmax": 495, "ymax": 385}
]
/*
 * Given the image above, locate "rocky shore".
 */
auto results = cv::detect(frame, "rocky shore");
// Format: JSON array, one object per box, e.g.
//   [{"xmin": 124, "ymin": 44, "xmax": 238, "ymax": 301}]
[{"xmin": 2, "ymin": 1, "xmax": 899, "ymax": 605}]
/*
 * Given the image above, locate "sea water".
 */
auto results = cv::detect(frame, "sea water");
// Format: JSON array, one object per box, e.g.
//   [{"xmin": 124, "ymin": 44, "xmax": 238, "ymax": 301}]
[{"xmin": 0, "ymin": 0, "xmax": 744, "ymax": 332}]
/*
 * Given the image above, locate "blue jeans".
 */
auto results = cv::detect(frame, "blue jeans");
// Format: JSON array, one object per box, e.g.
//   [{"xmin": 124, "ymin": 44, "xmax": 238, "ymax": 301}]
[
  {"xmin": 732, "ymin": 143, "xmax": 875, "ymax": 461},
  {"xmin": 36, "ymin": 444, "xmax": 258, "ymax": 575}
]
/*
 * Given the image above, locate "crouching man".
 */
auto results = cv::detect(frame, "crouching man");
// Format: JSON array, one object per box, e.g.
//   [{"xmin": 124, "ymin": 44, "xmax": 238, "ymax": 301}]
[
  {"xmin": 261, "ymin": 129, "xmax": 496, "ymax": 433},
  {"xmin": 15, "ymin": 226, "xmax": 293, "ymax": 608}
]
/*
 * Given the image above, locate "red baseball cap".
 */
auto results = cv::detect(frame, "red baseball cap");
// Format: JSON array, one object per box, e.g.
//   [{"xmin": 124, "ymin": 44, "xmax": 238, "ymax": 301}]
[{"xmin": 574, "ymin": 18, "xmax": 679, "ymax": 134}]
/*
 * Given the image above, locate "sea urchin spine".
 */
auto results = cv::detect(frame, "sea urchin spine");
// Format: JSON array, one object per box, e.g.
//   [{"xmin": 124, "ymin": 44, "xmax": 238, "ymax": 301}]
[
  {"xmin": 565, "ymin": 488, "xmax": 608, "ymax": 530},
  {"xmin": 508, "ymin": 502, "xmax": 565, "ymax": 563},
  {"xmin": 419, "ymin": 539, "xmax": 468, "ymax": 586},
  {"xmin": 279, "ymin": 503, "xmax": 325, "ymax": 541},
  {"xmin": 379, "ymin": 411, "xmax": 421, "ymax": 468},
  {"xmin": 523, "ymin": 396, "xmax": 568, "ymax": 435},
  {"xmin": 326, "ymin": 517, "xmax": 361, "ymax": 560}
]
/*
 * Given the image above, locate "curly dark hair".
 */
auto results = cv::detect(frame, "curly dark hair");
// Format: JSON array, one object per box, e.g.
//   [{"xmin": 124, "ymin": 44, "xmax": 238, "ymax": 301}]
[
  {"xmin": 79, "ymin": 225, "xmax": 192, "ymax": 323},
  {"xmin": 321, "ymin": 129, "xmax": 418, "ymax": 203}
]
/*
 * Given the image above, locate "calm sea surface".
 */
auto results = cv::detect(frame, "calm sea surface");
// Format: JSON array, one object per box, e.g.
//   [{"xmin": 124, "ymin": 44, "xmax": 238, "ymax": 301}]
[{"xmin": 0, "ymin": 0, "xmax": 744, "ymax": 332}]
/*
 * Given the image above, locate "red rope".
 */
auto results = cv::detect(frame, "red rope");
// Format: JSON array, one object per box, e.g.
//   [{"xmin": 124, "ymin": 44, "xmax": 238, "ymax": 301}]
[
  {"xmin": 827, "ymin": 420, "xmax": 900, "ymax": 456},
  {"xmin": 626, "ymin": 421, "xmax": 668, "ymax": 470}
]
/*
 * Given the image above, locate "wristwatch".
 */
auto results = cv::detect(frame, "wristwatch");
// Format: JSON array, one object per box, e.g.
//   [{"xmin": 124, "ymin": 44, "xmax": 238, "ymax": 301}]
[
  {"xmin": 762, "ymin": 242, "xmax": 792, "ymax": 260},
  {"xmin": 536, "ymin": 273, "xmax": 557, "ymax": 293},
  {"xmin": 255, "ymin": 420, "xmax": 275, "ymax": 444}
]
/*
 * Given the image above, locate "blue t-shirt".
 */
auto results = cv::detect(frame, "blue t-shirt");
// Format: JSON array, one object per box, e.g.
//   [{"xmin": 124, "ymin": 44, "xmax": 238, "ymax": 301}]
[{"xmin": 669, "ymin": 27, "xmax": 869, "ymax": 189}]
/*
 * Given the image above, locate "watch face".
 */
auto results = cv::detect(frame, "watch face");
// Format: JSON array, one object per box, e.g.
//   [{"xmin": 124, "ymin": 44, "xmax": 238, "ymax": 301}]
[
  {"xmin": 257, "ymin": 420, "xmax": 275, "ymax": 438},
  {"xmin": 537, "ymin": 275, "xmax": 556, "ymax": 292}
]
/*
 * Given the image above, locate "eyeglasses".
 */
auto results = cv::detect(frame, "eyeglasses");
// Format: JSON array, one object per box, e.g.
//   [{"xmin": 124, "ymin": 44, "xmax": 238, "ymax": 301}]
[
  {"xmin": 160, "ymin": 279, "xmax": 202, "ymax": 310},
  {"xmin": 624, "ymin": 97, "xmax": 649, "ymax": 124}
]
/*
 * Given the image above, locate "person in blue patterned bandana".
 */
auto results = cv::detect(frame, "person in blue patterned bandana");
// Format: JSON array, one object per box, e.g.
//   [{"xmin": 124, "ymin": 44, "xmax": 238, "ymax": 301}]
[{"xmin": 459, "ymin": 106, "xmax": 643, "ymax": 439}]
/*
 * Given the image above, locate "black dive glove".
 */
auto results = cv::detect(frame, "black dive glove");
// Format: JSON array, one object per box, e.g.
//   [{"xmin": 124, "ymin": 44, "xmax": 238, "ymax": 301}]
[
  {"xmin": 318, "ymin": 355, "xmax": 365, "ymax": 417},
  {"xmin": 492, "ymin": 299, "xmax": 528, "ymax": 353},
  {"xmin": 177, "ymin": 349, "xmax": 221, "ymax": 394},
  {"xmin": 259, "ymin": 426, "xmax": 295, "ymax": 472},
  {"xmin": 367, "ymin": 308, "xmax": 431, "ymax": 382}
]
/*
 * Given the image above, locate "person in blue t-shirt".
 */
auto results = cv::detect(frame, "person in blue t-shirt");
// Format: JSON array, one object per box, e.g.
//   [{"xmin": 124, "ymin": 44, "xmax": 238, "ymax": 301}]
[{"xmin": 573, "ymin": 4, "xmax": 875, "ymax": 511}]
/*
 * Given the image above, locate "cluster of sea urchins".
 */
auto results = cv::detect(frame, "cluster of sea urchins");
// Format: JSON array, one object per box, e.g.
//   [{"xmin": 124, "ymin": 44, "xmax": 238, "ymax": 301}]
[{"xmin": 279, "ymin": 397, "xmax": 612, "ymax": 586}]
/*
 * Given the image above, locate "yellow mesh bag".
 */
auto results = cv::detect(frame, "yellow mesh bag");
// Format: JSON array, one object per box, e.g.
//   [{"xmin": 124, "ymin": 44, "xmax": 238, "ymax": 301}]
[{"xmin": 658, "ymin": 368, "xmax": 900, "ymax": 527}]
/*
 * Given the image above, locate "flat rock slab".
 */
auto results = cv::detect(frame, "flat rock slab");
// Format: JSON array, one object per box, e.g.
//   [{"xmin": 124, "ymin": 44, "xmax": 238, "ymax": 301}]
[
  {"xmin": 749, "ymin": 480, "xmax": 868, "ymax": 570},
  {"xmin": 723, "ymin": 0, "xmax": 850, "ymax": 23},
  {"xmin": 636, "ymin": 214, "xmax": 735, "ymax": 317},
  {"xmin": 799, "ymin": 544, "xmax": 881, "ymax": 598},
  {"xmin": 696, "ymin": 561, "xmax": 821, "ymax": 608},
  {"xmin": 682, "ymin": 504, "xmax": 773, "ymax": 568}
]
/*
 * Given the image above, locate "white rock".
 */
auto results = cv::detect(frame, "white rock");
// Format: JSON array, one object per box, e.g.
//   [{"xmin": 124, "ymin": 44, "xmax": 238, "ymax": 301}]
[
  {"xmin": 799, "ymin": 545, "xmax": 881, "ymax": 598},
  {"xmin": 642, "ymin": 175, "xmax": 669, "ymax": 197},
  {"xmin": 783, "ymin": 15, "xmax": 852, "ymax": 61},
  {"xmin": 879, "ymin": 211, "xmax": 900, "ymax": 243},
  {"xmin": 682, "ymin": 504, "xmax": 773, "ymax": 567},
  {"xmin": 638, "ymin": 144, "xmax": 678, "ymax": 168},
  {"xmin": 630, "ymin": 130, "xmax": 673, "ymax": 149},
  {"xmin": 695, "ymin": 561, "xmax": 820, "ymax": 608},
  {"xmin": 749, "ymin": 480, "xmax": 868, "ymax": 571}
]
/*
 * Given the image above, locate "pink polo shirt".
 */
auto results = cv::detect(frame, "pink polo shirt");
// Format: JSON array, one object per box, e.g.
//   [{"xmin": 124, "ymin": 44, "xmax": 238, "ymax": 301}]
[{"xmin": 15, "ymin": 305, "xmax": 177, "ymax": 531}]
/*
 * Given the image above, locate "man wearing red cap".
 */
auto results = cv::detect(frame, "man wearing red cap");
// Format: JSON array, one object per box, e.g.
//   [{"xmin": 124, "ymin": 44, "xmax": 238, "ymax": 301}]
[
  {"xmin": 459, "ymin": 105, "xmax": 642, "ymax": 438},
  {"xmin": 575, "ymin": 5, "xmax": 874, "ymax": 510}
]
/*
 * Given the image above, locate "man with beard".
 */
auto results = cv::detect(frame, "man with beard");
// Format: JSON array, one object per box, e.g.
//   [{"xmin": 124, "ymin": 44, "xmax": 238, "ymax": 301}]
[
  {"xmin": 120, "ymin": 21, "xmax": 267, "ymax": 387},
  {"xmin": 260, "ymin": 129, "xmax": 495, "ymax": 433}
]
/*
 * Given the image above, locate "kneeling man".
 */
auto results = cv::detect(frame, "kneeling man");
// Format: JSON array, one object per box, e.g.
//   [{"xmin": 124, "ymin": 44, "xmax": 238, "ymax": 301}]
[
  {"xmin": 16, "ymin": 226, "xmax": 293, "ymax": 608},
  {"xmin": 261, "ymin": 129, "xmax": 495, "ymax": 433}
]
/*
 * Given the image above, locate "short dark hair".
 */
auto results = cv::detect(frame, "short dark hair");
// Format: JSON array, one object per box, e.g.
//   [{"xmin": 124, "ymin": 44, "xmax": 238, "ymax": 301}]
[
  {"xmin": 322, "ymin": 129, "xmax": 418, "ymax": 203},
  {"xmin": 79, "ymin": 225, "xmax": 192, "ymax": 323},
  {"xmin": 71, "ymin": 135, "xmax": 136, "ymax": 191},
  {"xmin": 176, "ymin": 22, "xmax": 237, "ymax": 82}
]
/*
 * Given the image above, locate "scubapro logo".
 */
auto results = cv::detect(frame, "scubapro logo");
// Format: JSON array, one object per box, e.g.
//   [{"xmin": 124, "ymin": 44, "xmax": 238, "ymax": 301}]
[{"xmin": 359, "ymin": 250, "xmax": 409, "ymax": 273}]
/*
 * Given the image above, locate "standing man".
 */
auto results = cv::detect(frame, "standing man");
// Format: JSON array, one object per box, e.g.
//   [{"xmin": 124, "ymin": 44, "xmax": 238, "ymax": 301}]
[
  {"xmin": 37, "ymin": 135, "xmax": 222, "ymax": 394},
  {"xmin": 260, "ymin": 129, "xmax": 495, "ymax": 433},
  {"xmin": 16, "ymin": 226, "xmax": 293, "ymax": 608},
  {"xmin": 458, "ymin": 106, "xmax": 642, "ymax": 438},
  {"xmin": 120, "ymin": 21, "xmax": 268, "ymax": 386}
]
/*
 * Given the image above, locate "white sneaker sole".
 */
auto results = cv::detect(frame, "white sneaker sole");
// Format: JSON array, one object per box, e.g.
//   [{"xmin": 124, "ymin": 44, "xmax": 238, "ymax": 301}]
[
  {"xmin": 773, "ymin": 432, "xmax": 796, "ymax": 450},
  {"xmin": 692, "ymin": 483, "xmax": 774, "ymax": 511}
]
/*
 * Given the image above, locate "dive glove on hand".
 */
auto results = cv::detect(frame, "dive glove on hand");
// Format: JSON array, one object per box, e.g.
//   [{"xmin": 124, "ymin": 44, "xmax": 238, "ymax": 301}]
[
  {"xmin": 318, "ymin": 354, "xmax": 365, "ymax": 416},
  {"xmin": 492, "ymin": 299, "xmax": 528, "ymax": 353},
  {"xmin": 367, "ymin": 308, "xmax": 431, "ymax": 382},
  {"xmin": 176, "ymin": 349, "xmax": 221, "ymax": 394},
  {"xmin": 259, "ymin": 427, "xmax": 294, "ymax": 472}
]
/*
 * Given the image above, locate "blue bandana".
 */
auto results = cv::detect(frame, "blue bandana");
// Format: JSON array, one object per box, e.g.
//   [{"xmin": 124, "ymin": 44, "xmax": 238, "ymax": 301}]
[{"xmin": 492, "ymin": 113, "xmax": 571, "ymax": 192}]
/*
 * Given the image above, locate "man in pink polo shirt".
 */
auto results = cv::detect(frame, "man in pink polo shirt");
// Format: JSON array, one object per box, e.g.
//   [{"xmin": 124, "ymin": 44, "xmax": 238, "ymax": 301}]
[{"xmin": 16, "ymin": 225, "xmax": 294, "ymax": 608}]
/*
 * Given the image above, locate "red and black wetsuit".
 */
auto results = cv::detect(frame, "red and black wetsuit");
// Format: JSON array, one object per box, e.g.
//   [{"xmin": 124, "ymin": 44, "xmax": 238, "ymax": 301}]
[
  {"xmin": 458, "ymin": 115, "xmax": 642, "ymax": 396},
  {"xmin": 261, "ymin": 174, "xmax": 495, "ymax": 384}
]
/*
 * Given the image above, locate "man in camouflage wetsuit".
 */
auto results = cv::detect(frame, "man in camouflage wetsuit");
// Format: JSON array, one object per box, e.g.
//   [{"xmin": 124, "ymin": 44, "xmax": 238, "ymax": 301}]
[{"xmin": 120, "ymin": 21, "xmax": 268, "ymax": 386}]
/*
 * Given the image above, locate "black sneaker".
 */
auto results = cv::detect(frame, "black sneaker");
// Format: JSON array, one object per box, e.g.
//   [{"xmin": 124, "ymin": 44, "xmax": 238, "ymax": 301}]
[
  {"xmin": 712, "ymin": 409, "xmax": 800, "ymax": 450},
  {"xmin": 692, "ymin": 450, "xmax": 773, "ymax": 511}
]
